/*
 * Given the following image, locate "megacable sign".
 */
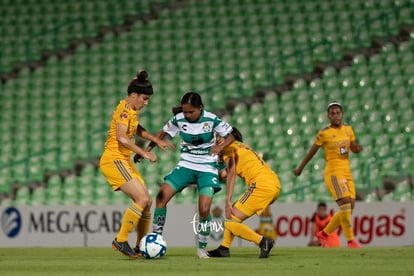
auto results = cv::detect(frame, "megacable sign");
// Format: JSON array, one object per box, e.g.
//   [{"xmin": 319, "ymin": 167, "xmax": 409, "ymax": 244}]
[{"xmin": 0, "ymin": 202, "xmax": 412, "ymax": 247}]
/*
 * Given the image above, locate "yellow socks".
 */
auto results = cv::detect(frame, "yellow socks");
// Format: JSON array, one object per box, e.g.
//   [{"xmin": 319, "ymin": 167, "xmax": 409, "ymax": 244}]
[
  {"xmin": 136, "ymin": 211, "xmax": 151, "ymax": 247},
  {"xmin": 221, "ymin": 228, "xmax": 235, "ymax": 248},
  {"xmin": 339, "ymin": 203, "xmax": 354, "ymax": 241},
  {"xmin": 116, "ymin": 202, "xmax": 143, "ymax": 242},
  {"xmin": 323, "ymin": 211, "xmax": 341, "ymax": 235},
  {"xmin": 223, "ymin": 216, "xmax": 262, "ymax": 246}
]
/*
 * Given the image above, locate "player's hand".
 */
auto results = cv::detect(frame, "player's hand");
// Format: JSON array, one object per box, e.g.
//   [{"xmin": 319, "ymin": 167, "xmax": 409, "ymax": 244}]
[
  {"xmin": 133, "ymin": 153, "xmax": 144, "ymax": 163},
  {"xmin": 143, "ymin": 152, "xmax": 157, "ymax": 163},
  {"xmin": 350, "ymin": 143, "xmax": 363, "ymax": 153},
  {"xmin": 225, "ymin": 200, "xmax": 232, "ymax": 219},
  {"xmin": 293, "ymin": 166, "xmax": 303, "ymax": 176},
  {"xmin": 156, "ymin": 139, "xmax": 175, "ymax": 152},
  {"xmin": 209, "ymin": 145, "xmax": 222, "ymax": 156}
]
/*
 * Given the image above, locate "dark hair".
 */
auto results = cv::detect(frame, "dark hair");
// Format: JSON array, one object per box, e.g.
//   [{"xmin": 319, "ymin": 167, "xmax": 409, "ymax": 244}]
[
  {"xmin": 181, "ymin": 92, "xmax": 203, "ymax": 107},
  {"xmin": 172, "ymin": 106, "xmax": 182, "ymax": 115},
  {"xmin": 171, "ymin": 92, "xmax": 204, "ymax": 115},
  {"xmin": 317, "ymin": 202, "xmax": 327, "ymax": 209},
  {"xmin": 231, "ymin": 127, "xmax": 243, "ymax": 142},
  {"xmin": 127, "ymin": 70, "xmax": 153, "ymax": 95}
]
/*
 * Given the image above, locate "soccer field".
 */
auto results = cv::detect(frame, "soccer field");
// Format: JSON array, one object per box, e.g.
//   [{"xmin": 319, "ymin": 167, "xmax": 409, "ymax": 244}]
[{"xmin": 1, "ymin": 247, "xmax": 414, "ymax": 276}]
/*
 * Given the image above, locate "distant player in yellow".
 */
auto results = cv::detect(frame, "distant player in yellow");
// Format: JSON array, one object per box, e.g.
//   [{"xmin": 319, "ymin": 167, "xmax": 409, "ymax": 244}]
[
  {"xmin": 209, "ymin": 128, "xmax": 281, "ymax": 258},
  {"xmin": 294, "ymin": 102, "xmax": 362, "ymax": 248},
  {"xmin": 100, "ymin": 70, "xmax": 174, "ymax": 258}
]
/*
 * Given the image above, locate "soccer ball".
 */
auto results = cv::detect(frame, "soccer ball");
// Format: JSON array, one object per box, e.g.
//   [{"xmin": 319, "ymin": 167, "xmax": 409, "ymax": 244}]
[{"xmin": 139, "ymin": 233, "xmax": 167, "ymax": 259}]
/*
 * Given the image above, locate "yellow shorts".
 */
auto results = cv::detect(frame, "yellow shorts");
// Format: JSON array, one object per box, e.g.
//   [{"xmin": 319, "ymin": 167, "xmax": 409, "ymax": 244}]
[
  {"xmin": 324, "ymin": 172, "xmax": 355, "ymax": 201},
  {"xmin": 99, "ymin": 152, "xmax": 145, "ymax": 191},
  {"xmin": 234, "ymin": 175, "xmax": 281, "ymax": 217}
]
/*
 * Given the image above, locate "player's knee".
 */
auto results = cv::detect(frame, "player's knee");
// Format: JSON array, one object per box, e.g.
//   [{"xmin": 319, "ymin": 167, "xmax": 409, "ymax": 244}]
[
  {"xmin": 156, "ymin": 186, "xmax": 172, "ymax": 207},
  {"xmin": 134, "ymin": 195, "xmax": 151, "ymax": 208}
]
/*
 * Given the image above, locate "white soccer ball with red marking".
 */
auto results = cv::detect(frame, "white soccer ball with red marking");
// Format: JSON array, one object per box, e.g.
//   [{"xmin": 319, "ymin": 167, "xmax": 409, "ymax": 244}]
[{"xmin": 139, "ymin": 233, "xmax": 167, "ymax": 259}]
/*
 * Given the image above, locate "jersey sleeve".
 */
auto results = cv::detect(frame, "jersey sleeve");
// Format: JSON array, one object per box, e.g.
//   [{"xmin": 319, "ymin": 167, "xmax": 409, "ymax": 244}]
[
  {"xmin": 313, "ymin": 130, "xmax": 325, "ymax": 146},
  {"xmin": 213, "ymin": 116, "xmax": 233, "ymax": 137},
  {"xmin": 163, "ymin": 116, "xmax": 180, "ymax": 138},
  {"xmin": 114, "ymin": 107, "xmax": 132, "ymax": 127}
]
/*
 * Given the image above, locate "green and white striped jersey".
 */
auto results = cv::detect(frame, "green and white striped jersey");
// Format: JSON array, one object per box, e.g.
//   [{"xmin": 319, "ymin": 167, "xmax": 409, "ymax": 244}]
[{"xmin": 163, "ymin": 110, "xmax": 232, "ymax": 173}]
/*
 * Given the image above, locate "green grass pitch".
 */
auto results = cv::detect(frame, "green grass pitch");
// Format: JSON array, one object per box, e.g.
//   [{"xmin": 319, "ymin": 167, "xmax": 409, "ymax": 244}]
[{"xmin": 1, "ymin": 247, "xmax": 414, "ymax": 276}]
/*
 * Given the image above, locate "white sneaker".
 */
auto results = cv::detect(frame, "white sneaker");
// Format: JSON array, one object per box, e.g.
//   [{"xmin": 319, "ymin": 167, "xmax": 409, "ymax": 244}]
[{"xmin": 197, "ymin": 248, "xmax": 210, "ymax": 259}]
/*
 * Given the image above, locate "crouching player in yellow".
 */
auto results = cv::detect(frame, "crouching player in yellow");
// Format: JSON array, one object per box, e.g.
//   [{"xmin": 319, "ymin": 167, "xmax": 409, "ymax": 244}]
[{"xmin": 209, "ymin": 128, "xmax": 281, "ymax": 258}]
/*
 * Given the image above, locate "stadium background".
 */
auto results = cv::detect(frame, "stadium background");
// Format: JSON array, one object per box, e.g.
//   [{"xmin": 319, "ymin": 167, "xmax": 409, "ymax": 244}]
[{"xmin": 0, "ymin": 0, "xmax": 414, "ymax": 247}]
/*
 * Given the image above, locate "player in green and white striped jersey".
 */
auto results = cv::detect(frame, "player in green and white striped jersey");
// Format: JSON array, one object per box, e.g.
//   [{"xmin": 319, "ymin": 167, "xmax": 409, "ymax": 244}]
[{"xmin": 145, "ymin": 92, "xmax": 234, "ymax": 258}]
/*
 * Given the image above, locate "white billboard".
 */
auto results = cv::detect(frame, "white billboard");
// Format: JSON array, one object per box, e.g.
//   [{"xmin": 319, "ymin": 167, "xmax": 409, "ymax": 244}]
[{"xmin": 1, "ymin": 202, "xmax": 413, "ymax": 247}]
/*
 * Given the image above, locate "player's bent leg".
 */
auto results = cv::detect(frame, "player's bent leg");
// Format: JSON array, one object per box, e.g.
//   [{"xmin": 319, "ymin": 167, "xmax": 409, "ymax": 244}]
[
  {"xmin": 210, "ymin": 205, "xmax": 274, "ymax": 258},
  {"xmin": 209, "ymin": 207, "xmax": 249, "ymax": 258},
  {"xmin": 228, "ymin": 212, "xmax": 273, "ymax": 258},
  {"xmin": 153, "ymin": 183, "xmax": 176, "ymax": 235},
  {"xmin": 212, "ymin": 205, "xmax": 249, "ymax": 253},
  {"xmin": 233, "ymin": 207, "xmax": 274, "ymax": 258},
  {"xmin": 113, "ymin": 178, "xmax": 149, "ymax": 258},
  {"xmin": 224, "ymin": 215, "xmax": 262, "ymax": 244}
]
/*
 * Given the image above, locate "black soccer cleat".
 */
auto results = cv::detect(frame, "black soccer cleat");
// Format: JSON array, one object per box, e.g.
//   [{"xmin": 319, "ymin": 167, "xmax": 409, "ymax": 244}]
[
  {"xmin": 112, "ymin": 238, "xmax": 139, "ymax": 259},
  {"xmin": 259, "ymin": 237, "xmax": 274, "ymax": 258},
  {"xmin": 208, "ymin": 245, "xmax": 230, "ymax": 257}
]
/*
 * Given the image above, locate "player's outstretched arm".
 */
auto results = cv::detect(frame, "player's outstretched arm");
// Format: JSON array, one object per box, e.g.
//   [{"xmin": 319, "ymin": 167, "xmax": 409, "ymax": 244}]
[
  {"xmin": 293, "ymin": 144, "xmax": 320, "ymax": 176},
  {"xmin": 137, "ymin": 125, "xmax": 175, "ymax": 153},
  {"xmin": 350, "ymin": 141, "xmax": 363, "ymax": 153},
  {"xmin": 224, "ymin": 157, "xmax": 237, "ymax": 219},
  {"xmin": 134, "ymin": 130, "xmax": 171, "ymax": 163},
  {"xmin": 116, "ymin": 124, "xmax": 156, "ymax": 163}
]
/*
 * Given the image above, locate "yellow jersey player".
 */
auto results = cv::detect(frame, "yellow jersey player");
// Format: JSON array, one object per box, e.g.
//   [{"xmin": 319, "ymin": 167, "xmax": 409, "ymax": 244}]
[
  {"xmin": 209, "ymin": 128, "xmax": 281, "ymax": 258},
  {"xmin": 99, "ymin": 70, "xmax": 174, "ymax": 258},
  {"xmin": 294, "ymin": 102, "xmax": 362, "ymax": 248}
]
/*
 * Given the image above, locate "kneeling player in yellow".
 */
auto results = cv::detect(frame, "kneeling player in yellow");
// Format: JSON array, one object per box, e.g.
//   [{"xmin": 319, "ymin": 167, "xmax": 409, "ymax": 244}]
[
  {"xmin": 209, "ymin": 128, "xmax": 281, "ymax": 258},
  {"xmin": 100, "ymin": 70, "xmax": 174, "ymax": 258},
  {"xmin": 294, "ymin": 102, "xmax": 362, "ymax": 248}
]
